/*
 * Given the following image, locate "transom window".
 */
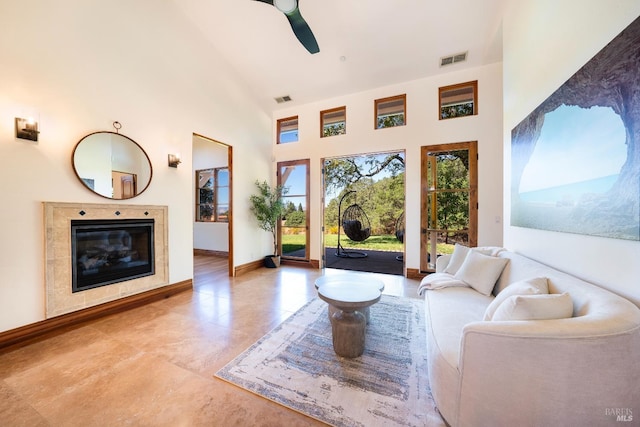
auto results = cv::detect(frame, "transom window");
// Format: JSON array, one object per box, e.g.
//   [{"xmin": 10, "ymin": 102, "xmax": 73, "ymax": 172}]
[
  {"xmin": 375, "ymin": 94, "xmax": 406, "ymax": 129},
  {"xmin": 321, "ymin": 106, "xmax": 346, "ymax": 137},
  {"xmin": 439, "ymin": 81, "xmax": 478, "ymax": 120},
  {"xmin": 196, "ymin": 167, "xmax": 229, "ymax": 222},
  {"xmin": 277, "ymin": 116, "xmax": 299, "ymax": 144}
]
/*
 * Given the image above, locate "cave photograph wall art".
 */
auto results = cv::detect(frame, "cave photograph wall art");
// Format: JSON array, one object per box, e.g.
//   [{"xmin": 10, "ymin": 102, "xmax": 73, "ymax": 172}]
[{"xmin": 511, "ymin": 15, "xmax": 640, "ymax": 241}]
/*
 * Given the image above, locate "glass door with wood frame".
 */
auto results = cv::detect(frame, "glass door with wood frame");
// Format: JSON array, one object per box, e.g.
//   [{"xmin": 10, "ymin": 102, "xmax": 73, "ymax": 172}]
[
  {"xmin": 278, "ymin": 159, "xmax": 310, "ymax": 260},
  {"xmin": 420, "ymin": 142, "xmax": 477, "ymax": 272}
]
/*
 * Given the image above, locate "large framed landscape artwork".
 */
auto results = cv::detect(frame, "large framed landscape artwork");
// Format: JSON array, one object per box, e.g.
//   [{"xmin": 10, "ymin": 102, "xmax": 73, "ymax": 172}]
[{"xmin": 511, "ymin": 15, "xmax": 640, "ymax": 241}]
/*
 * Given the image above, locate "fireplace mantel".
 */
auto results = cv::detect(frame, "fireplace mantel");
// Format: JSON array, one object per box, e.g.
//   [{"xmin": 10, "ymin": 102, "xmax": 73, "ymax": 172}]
[{"xmin": 44, "ymin": 202, "xmax": 169, "ymax": 318}]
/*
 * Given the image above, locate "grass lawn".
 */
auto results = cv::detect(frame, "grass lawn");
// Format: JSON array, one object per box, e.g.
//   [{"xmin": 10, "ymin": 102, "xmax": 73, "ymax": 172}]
[
  {"xmin": 281, "ymin": 233, "xmax": 307, "ymax": 254},
  {"xmin": 324, "ymin": 234, "xmax": 403, "ymax": 251},
  {"xmin": 282, "ymin": 233, "xmax": 455, "ymax": 254}
]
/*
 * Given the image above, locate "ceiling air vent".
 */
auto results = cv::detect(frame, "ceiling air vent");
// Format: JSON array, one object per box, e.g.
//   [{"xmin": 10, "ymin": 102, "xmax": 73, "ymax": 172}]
[
  {"xmin": 274, "ymin": 95, "xmax": 292, "ymax": 104},
  {"xmin": 440, "ymin": 51, "xmax": 468, "ymax": 67}
]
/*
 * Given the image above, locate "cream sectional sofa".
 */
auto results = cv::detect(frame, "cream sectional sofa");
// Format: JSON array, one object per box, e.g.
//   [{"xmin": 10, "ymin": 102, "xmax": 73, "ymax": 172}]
[{"xmin": 421, "ymin": 247, "xmax": 640, "ymax": 427}]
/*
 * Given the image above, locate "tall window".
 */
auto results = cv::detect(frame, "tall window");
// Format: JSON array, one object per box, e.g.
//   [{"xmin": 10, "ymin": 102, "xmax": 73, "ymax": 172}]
[
  {"xmin": 196, "ymin": 167, "xmax": 229, "ymax": 222},
  {"xmin": 439, "ymin": 81, "xmax": 478, "ymax": 120},
  {"xmin": 375, "ymin": 94, "xmax": 406, "ymax": 129},
  {"xmin": 277, "ymin": 116, "xmax": 299, "ymax": 144},
  {"xmin": 321, "ymin": 106, "xmax": 346, "ymax": 137},
  {"xmin": 278, "ymin": 159, "xmax": 310, "ymax": 261}
]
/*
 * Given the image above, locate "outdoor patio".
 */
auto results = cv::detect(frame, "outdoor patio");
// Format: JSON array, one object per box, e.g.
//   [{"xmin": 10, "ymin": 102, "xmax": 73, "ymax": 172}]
[{"xmin": 324, "ymin": 247, "xmax": 403, "ymax": 276}]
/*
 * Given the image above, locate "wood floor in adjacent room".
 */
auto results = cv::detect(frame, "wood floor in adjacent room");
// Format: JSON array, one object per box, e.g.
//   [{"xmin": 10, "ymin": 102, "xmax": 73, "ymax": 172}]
[{"xmin": 0, "ymin": 255, "xmax": 422, "ymax": 426}]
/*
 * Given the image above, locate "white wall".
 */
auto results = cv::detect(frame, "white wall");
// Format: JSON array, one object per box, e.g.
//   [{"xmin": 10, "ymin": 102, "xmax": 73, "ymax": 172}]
[
  {"xmin": 273, "ymin": 63, "xmax": 504, "ymax": 272},
  {"xmin": 193, "ymin": 135, "xmax": 229, "ymax": 252},
  {"xmin": 503, "ymin": 0, "xmax": 640, "ymax": 306},
  {"xmin": 0, "ymin": 0, "xmax": 271, "ymax": 332}
]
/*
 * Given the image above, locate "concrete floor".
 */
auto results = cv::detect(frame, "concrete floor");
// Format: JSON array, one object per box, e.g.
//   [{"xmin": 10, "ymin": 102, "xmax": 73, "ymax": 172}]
[{"xmin": 0, "ymin": 255, "xmax": 421, "ymax": 426}]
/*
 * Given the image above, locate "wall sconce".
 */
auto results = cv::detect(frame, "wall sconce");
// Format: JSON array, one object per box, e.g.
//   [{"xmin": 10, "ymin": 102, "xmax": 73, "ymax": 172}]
[
  {"xmin": 15, "ymin": 117, "xmax": 39, "ymax": 142},
  {"xmin": 168, "ymin": 153, "xmax": 181, "ymax": 168}
]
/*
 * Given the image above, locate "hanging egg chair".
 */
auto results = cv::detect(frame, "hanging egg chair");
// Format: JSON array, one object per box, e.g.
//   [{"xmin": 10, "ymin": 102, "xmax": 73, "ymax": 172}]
[
  {"xmin": 335, "ymin": 190, "xmax": 369, "ymax": 258},
  {"xmin": 342, "ymin": 205, "xmax": 371, "ymax": 242}
]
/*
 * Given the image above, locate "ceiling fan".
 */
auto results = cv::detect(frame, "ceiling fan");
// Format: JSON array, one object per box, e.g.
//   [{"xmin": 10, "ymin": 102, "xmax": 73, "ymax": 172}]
[{"xmin": 254, "ymin": 0, "xmax": 320, "ymax": 54}]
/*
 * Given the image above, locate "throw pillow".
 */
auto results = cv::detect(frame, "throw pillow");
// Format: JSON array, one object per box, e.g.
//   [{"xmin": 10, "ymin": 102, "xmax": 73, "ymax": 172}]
[
  {"xmin": 454, "ymin": 251, "xmax": 509, "ymax": 296},
  {"xmin": 483, "ymin": 277, "xmax": 549, "ymax": 321},
  {"xmin": 443, "ymin": 245, "xmax": 504, "ymax": 275},
  {"xmin": 443, "ymin": 244, "xmax": 471, "ymax": 275},
  {"xmin": 492, "ymin": 292, "xmax": 573, "ymax": 321}
]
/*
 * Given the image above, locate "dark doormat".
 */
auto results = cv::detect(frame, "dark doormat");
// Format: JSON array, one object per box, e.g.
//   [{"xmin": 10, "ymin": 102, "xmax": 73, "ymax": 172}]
[{"xmin": 324, "ymin": 247, "xmax": 403, "ymax": 276}]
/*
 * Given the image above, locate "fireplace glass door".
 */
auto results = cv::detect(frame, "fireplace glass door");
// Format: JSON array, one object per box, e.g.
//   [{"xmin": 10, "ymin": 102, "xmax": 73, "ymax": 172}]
[{"xmin": 71, "ymin": 219, "xmax": 155, "ymax": 292}]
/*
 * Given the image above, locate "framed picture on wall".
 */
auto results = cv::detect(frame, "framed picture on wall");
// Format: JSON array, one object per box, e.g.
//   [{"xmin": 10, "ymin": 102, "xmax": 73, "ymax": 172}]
[{"xmin": 510, "ymin": 16, "xmax": 640, "ymax": 241}]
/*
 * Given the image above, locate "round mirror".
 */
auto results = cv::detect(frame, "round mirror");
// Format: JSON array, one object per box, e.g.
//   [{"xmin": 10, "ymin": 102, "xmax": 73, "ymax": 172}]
[{"xmin": 72, "ymin": 131, "xmax": 153, "ymax": 199}]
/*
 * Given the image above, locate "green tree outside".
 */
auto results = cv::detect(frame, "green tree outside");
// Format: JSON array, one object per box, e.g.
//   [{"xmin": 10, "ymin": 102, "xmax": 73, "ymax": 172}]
[
  {"xmin": 321, "ymin": 150, "xmax": 468, "ymax": 251},
  {"xmin": 284, "ymin": 210, "xmax": 306, "ymax": 227}
]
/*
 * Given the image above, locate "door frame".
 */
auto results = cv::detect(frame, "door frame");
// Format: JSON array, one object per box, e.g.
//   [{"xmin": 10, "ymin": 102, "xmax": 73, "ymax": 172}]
[
  {"xmin": 321, "ymin": 150, "xmax": 406, "ymax": 272},
  {"xmin": 193, "ymin": 133, "xmax": 234, "ymax": 276},
  {"xmin": 420, "ymin": 141, "xmax": 477, "ymax": 272},
  {"xmin": 277, "ymin": 158, "xmax": 311, "ymax": 261}
]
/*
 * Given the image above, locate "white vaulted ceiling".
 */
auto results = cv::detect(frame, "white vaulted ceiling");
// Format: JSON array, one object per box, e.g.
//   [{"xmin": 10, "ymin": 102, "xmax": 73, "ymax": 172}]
[{"xmin": 172, "ymin": 0, "xmax": 507, "ymax": 112}]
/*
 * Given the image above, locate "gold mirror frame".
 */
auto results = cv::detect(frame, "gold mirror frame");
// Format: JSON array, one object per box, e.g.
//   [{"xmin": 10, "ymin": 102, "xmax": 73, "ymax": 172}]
[{"xmin": 72, "ymin": 130, "xmax": 153, "ymax": 200}]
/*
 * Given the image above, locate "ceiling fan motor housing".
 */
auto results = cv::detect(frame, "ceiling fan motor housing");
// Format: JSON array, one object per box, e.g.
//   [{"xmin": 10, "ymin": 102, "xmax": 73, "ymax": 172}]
[{"xmin": 274, "ymin": 0, "xmax": 297, "ymax": 14}]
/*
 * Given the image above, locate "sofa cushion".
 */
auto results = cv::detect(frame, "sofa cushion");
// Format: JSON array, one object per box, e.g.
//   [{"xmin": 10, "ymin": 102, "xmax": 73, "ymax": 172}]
[
  {"xmin": 483, "ymin": 277, "xmax": 549, "ymax": 321},
  {"xmin": 492, "ymin": 292, "xmax": 573, "ymax": 321},
  {"xmin": 454, "ymin": 251, "xmax": 509, "ymax": 296},
  {"xmin": 425, "ymin": 287, "xmax": 493, "ymax": 370}
]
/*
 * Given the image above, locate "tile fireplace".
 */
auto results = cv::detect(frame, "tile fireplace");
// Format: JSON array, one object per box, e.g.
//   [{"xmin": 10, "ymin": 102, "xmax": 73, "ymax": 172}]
[{"xmin": 44, "ymin": 202, "xmax": 169, "ymax": 318}]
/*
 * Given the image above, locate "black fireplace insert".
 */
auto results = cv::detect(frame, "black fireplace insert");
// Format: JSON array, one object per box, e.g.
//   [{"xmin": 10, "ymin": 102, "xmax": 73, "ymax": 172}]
[{"xmin": 71, "ymin": 218, "xmax": 155, "ymax": 293}]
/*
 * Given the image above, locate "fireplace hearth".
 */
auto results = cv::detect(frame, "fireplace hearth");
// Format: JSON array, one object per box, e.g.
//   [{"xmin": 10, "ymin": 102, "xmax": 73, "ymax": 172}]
[{"xmin": 71, "ymin": 219, "xmax": 155, "ymax": 292}]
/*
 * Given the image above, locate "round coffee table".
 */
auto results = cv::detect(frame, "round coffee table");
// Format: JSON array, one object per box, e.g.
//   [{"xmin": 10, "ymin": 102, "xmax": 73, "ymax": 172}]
[
  {"xmin": 317, "ymin": 283, "xmax": 381, "ymax": 358},
  {"xmin": 314, "ymin": 275, "xmax": 385, "ymax": 324}
]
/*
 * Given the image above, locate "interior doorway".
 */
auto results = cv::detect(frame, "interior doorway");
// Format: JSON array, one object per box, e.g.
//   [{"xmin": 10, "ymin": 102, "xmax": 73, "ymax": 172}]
[
  {"xmin": 192, "ymin": 133, "xmax": 233, "ymax": 276},
  {"xmin": 112, "ymin": 171, "xmax": 137, "ymax": 199},
  {"xmin": 322, "ymin": 151, "xmax": 405, "ymax": 275},
  {"xmin": 420, "ymin": 141, "xmax": 477, "ymax": 272}
]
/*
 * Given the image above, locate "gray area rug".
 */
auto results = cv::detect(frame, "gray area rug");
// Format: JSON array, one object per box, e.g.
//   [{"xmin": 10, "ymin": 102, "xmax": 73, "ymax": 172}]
[{"xmin": 215, "ymin": 295, "xmax": 444, "ymax": 427}]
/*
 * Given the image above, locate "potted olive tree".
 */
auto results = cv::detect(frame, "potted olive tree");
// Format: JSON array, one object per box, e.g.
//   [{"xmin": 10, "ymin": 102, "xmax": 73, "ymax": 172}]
[{"xmin": 249, "ymin": 180, "xmax": 288, "ymax": 268}]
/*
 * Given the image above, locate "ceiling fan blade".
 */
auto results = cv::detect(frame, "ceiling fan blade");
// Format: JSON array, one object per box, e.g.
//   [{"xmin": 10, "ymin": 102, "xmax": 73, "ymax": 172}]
[
  {"xmin": 284, "ymin": 8, "xmax": 319, "ymax": 54},
  {"xmin": 253, "ymin": 0, "xmax": 319, "ymax": 54}
]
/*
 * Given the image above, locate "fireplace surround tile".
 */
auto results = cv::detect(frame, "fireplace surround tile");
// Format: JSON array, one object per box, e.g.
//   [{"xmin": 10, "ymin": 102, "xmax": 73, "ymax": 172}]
[{"xmin": 44, "ymin": 202, "xmax": 169, "ymax": 318}]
